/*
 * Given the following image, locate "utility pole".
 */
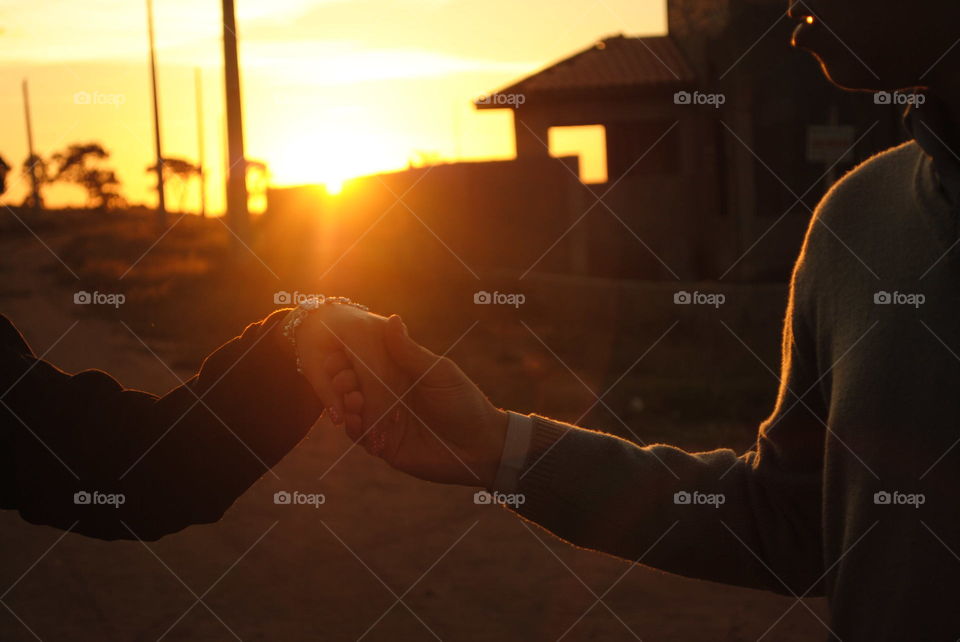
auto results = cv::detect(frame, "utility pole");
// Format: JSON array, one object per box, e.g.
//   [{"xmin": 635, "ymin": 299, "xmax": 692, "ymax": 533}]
[
  {"xmin": 222, "ymin": 0, "xmax": 249, "ymax": 241},
  {"xmin": 195, "ymin": 67, "xmax": 207, "ymax": 218},
  {"xmin": 146, "ymin": 0, "xmax": 166, "ymax": 227},
  {"xmin": 21, "ymin": 79, "xmax": 43, "ymax": 209}
]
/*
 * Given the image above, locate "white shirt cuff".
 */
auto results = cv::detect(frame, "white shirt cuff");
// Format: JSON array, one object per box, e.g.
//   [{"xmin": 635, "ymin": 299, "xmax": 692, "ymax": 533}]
[{"xmin": 491, "ymin": 411, "xmax": 534, "ymax": 493}]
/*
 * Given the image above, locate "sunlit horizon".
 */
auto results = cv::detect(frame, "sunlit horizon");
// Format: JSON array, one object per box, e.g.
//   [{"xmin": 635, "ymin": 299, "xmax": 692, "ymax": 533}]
[{"xmin": 0, "ymin": 0, "xmax": 666, "ymax": 214}]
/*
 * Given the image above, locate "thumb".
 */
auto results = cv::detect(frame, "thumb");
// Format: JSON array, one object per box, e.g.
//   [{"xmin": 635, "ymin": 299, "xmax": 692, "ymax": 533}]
[{"xmin": 384, "ymin": 315, "xmax": 449, "ymax": 382}]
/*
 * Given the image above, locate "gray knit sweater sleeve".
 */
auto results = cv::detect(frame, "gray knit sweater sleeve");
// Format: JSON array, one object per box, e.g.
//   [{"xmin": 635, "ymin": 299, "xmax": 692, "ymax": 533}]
[{"xmin": 512, "ymin": 246, "xmax": 826, "ymax": 596}]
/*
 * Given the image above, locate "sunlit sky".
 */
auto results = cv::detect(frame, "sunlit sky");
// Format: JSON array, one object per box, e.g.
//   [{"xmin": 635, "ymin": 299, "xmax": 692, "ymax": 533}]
[{"xmin": 0, "ymin": 0, "xmax": 666, "ymax": 213}]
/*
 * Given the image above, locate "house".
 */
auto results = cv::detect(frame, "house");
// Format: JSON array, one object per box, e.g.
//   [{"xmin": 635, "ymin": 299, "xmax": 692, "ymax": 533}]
[{"xmin": 476, "ymin": 0, "xmax": 906, "ymax": 280}]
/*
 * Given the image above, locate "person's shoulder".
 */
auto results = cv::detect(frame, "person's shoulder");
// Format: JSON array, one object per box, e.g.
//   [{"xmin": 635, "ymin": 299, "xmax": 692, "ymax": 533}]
[
  {"xmin": 792, "ymin": 142, "xmax": 921, "ymax": 285},
  {"xmin": 835, "ymin": 139, "xmax": 919, "ymax": 187},
  {"xmin": 0, "ymin": 315, "xmax": 33, "ymax": 381},
  {"xmin": 815, "ymin": 140, "xmax": 920, "ymax": 223},
  {"xmin": 0, "ymin": 314, "xmax": 26, "ymax": 350}
]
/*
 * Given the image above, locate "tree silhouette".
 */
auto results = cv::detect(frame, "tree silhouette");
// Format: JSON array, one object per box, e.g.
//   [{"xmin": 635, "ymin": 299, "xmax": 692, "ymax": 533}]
[
  {"xmin": 48, "ymin": 143, "xmax": 124, "ymax": 210},
  {"xmin": 0, "ymin": 156, "xmax": 10, "ymax": 197},
  {"xmin": 146, "ymin": 157, "xmax": 201, "ymax": 214}
]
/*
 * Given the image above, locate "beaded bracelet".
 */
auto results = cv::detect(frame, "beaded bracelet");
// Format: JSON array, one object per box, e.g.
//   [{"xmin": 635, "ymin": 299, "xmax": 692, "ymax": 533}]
[{"xmin": 281, "ymin": 295, "xmax": 369, "ymax": 374}]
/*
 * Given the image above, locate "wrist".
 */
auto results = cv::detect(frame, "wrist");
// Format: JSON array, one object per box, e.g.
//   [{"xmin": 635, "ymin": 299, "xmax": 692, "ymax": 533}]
[
  {"xmin": 272, "ymin": 308, "xmax": 299, "ymax": 365},
  {"xmin": 478, "ymin": 407, "xmax": 509, "ymax": 488},
  {"xmin": 278, "ymin": 296, "xmax": 370, "ymax": 374}
]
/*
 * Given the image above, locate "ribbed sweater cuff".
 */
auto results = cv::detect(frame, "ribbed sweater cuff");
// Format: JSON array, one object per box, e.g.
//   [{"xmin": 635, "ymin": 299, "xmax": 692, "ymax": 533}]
[{"xmin": 514, "ymin": 414, "xmax": 574, "ymax": 522}]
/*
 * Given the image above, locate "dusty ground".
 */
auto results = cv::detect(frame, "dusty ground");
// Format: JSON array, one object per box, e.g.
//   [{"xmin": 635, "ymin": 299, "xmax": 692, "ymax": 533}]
[{"xmin": 0, "ymin": 223, "xmax": 830, "ymax": 641}]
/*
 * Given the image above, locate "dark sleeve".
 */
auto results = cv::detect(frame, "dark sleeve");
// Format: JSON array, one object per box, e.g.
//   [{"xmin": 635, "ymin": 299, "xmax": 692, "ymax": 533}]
[{"xmin": 0, "ymin": 310, "xmax": 322, "ymax": 541}]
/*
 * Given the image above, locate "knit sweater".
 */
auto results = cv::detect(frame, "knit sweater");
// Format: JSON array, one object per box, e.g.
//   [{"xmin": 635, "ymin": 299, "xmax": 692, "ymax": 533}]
[{"xmin": 513, "ymin": 134, "xmax": 960, "ymax": 640}]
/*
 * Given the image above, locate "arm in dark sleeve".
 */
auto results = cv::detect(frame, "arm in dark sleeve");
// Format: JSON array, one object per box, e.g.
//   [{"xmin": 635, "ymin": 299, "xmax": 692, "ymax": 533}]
[
  {"xmin": 512, "ymin": 252, "xmax": 827, "ymax": 596},
  {"xmin": 0, "ymin": 309, "xmax": 322, "ymax": 541}
]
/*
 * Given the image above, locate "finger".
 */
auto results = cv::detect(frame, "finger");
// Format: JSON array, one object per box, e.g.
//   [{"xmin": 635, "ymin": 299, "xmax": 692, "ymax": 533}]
[
  {"xmin": 383, "ymin": 315, "xmax": 451, "ymax": 383},
  {"xmin": 344, "ymin": 413, "xmax": 363, "ymax": 442},
  {"xmin": 323, "ymin": 350, "xmax": 351, "ymax": 377},
  {"xmin": 344, "ymin": 390, "xmax": 365, "ymax": 414},
  {"xmin": 332, "ymin": 369, "xmax": 360, "ymax": 394}
]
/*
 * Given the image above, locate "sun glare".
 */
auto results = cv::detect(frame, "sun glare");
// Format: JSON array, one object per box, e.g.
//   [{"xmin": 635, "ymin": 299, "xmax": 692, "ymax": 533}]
[
  {"xmin": 268, "ymin": 129, "xmax": 406, "ymax": 193},
  {"xmin": 325, "ymin": 178, "xmax": 345, "ymax": 195}
]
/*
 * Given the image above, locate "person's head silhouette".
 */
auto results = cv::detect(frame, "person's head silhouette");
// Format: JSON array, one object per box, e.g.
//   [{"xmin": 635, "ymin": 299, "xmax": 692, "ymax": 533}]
[{"xmin": 789, "ymin": 2, "xmax": 960, "ymax": 94}]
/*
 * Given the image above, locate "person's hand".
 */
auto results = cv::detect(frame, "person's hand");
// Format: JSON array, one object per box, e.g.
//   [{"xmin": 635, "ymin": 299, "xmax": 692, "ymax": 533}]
[
  {"xmin": 290, "ymin": 304, "xmax": 408, "ymax": 429},
  {"xmin": 335, "ymin": 315, "xmax": 508, "ymax": 488}
]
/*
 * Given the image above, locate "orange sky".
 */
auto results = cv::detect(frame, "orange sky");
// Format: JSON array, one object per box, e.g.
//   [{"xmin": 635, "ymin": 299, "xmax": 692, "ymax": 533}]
[{"xmin": 0, "ymin": 0, "xmax": 666, "ymax": 214}]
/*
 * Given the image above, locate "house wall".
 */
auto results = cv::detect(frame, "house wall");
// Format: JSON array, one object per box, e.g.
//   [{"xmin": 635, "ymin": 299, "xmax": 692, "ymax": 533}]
[
  {"xmin": 265, "ymin": 149, "xmax": 732, "ymax": 283},
  {"xmin": 506, "ymin": 89, "xmax": 735, "ymax": 280},
  {"xmin": 265, "ymin": 157, "xmax": 594, "ymax": 283}
]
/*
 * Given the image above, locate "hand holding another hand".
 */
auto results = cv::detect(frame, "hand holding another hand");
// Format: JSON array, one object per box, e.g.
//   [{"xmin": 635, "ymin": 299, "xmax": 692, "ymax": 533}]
[
  {"xmin": 288, "ymin": 303, "xmax": 405, "ymax": 427},
  {"xmin": 293, "ymin": 305, "xmax": 508, "ymax": 488},
  {"xmin": 363, "ymin": 315, "xmax": 508, "ymax": 488}
]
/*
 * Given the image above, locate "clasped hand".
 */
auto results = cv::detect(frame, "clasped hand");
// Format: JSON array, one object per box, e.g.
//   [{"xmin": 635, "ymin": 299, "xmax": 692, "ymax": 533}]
[{"xmin": 291, "ymin": 304, "xmax": 507, "ymax": 488}]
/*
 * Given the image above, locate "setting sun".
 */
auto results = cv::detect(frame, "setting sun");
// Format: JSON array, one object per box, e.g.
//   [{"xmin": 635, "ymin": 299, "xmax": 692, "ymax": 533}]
[
  {"xmin": 325, "ymin": 178, "xmax": 344, "ymax": 195},
  {"xmin": 268, "ymin": 128, "xmax": 407, "ymax": 193}
]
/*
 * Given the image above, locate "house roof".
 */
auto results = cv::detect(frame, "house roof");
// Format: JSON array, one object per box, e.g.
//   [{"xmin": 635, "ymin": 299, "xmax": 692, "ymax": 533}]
[{"xmin": 476, "ymin": 34, "xmax": 695, "ymax": 109}]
